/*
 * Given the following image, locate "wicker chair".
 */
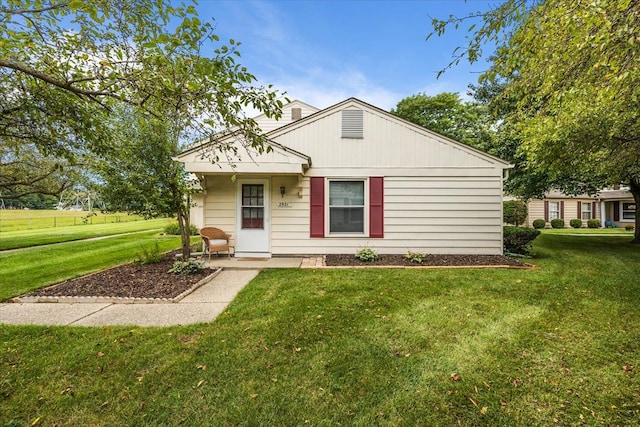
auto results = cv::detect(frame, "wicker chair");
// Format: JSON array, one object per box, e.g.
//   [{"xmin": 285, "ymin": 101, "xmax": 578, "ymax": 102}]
[{"xmin": 199, "ymin": 227, "xmax": 232, "ymax": 260}]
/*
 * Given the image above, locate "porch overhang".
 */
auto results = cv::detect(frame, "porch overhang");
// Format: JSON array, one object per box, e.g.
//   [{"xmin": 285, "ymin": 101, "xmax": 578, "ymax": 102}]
[{"xmin": 176, "ymin": 139, "xmax": 311, "ymax": 175}]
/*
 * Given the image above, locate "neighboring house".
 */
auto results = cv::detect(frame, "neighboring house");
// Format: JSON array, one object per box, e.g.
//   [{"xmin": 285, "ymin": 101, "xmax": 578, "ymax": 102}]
[
  {"xmin": 177, "ymin": 98, "xmax": 512, "ymax": 258},
  {"xmin": 525, "ymin": 188, "xmax": 636, "ymax": 228}
]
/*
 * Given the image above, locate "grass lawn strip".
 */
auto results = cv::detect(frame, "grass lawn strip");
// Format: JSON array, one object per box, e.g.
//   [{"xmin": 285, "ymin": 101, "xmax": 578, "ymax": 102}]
[
  {"xmin": 0, "ymin": 218, "xmax": 173, "ymax": 251},
  {"xmin": 1, "ymin": 234, "xmax": 640, "ymax": 425}
]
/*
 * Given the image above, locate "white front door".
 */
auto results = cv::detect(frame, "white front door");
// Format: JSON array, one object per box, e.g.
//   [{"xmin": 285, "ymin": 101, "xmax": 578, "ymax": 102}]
[{"xmin": 235, "ymin": 179, "xmax": 271, "ymax": 257}]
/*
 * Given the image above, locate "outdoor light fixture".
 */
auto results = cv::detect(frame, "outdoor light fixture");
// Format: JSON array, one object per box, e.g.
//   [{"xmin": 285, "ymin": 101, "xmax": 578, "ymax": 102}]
[{"xmin": 280, "ymin": 186, "xmax": 285, "ymax": 197}]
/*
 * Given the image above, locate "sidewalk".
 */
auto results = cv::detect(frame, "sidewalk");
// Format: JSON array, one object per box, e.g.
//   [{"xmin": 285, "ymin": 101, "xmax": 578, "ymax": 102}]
[{"xmin": 0, "ymin": 269, "xmax": 259, "ymax": 327}]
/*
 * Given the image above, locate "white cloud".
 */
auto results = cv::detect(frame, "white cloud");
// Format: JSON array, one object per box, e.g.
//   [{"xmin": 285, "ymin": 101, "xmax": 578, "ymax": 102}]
[{"xmin": 266, "ymin": 66, "xmax": 402, "ymax": 111}]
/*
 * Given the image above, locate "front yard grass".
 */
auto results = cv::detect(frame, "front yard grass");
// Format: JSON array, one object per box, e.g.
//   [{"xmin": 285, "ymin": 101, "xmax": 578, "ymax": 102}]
[{"xmin": 1, "ymin": 234, "xmax": 640, "ymax": 425}]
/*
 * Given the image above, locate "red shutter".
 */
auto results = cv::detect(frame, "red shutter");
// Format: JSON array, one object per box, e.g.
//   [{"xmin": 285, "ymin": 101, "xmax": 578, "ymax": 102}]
[
  {"xmin": 577, "ymin": 201, "xmax": 582, "ymax": 219},
  {"xmin": 310, "ymin": 177, "xmax": 324, "ymax": 237},
  {"xmin": 544, "ymin": 201, "xmax": 549, "ymax": 222},
  {"xmin": 369, "ymin": 177, "xmax": 384, "ymax": 238},
  {"xmin": 560, "ymin": 201, "xmax": 565, "ymax": 219},
  {"xmin": 613, "ymin": 202, "xmax": 620, "ymax": 221},
  {"xmin": 592, "ymin": 202, "xmax": 596, "ymax": 220}
]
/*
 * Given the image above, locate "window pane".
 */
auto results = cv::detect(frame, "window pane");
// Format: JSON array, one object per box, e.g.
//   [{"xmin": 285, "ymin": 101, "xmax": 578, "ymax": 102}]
[
  {"xmin": 329, "ymin": 181, "xmax": 364, "ymax": 206},
  {"xmin": 242, "ymin": 184, "xmax": 264, "ymax": 207},
  {"xmin": 622, "ymin": 203, "xmax": 636, "ymax": 220},
  {"xmin": 330, "ymin": 207, "xmax": 364, "ymax": 233},
  {"xmin": 549, "ymin": 202, "xmax": 559, "ymax": 220},
  {"xmin": 242, "ymin": 207, "xmax": 264, "ymax": 229}
]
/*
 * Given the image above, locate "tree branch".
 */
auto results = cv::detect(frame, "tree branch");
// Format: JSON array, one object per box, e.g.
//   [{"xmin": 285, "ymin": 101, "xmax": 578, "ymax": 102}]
[{"xmin": 0, "ymin": 2, "xmax": 70, "ymax": 16}]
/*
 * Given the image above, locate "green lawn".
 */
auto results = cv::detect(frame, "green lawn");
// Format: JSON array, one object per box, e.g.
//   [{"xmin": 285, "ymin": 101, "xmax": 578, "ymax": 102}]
[
  {"xmin": 1, "ymin": 234, "xmax": 640, "ymax": 425},
  {"xmin": 0, "ymin": 210, "xmax": 145, "ymax": 232},
  {"xmin": 0, "ymin": 218, "xmax": 173, "ymax": 251},
  {"xmin": 0, "ymin": 231, "xmax": 186, "ymax": 301},
  {"xmin": 541, "ymin": 227, "xmax": 634, "ymax": 234}
]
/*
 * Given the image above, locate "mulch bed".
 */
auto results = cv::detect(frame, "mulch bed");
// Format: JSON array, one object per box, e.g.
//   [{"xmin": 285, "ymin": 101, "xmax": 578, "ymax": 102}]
[
  {"xmin": 325, "ymin": 254, "xmax": 529, "ymax": 267},
  {"xmin": 26, "ymin": 254, "xmax": 217, "ymax": 300},
  {"xmin": 24, "ymin": 253, "xmax": 528, "ymax": 301}
]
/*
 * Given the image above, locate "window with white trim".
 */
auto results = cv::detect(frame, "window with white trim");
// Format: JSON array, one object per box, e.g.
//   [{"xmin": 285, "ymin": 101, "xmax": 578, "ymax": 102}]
[
  {"xmin": 581, "ymin": 202, "xmax": 591, "ymax": 220},
  {"xmin": 548, "ymin": 201, "xmax": 560, "ymax": 220},
  {"xmin": 328, "ymin": 180, "xmax": 365, "ymax": 233},
  {"xmin": 622, "ymin": 202, "xmax": 636, "ymax": 221}
]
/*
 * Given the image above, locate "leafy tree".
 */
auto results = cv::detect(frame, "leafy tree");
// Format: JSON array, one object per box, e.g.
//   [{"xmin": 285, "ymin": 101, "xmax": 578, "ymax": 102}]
[
  {"xmin": 2, "ymin": 1, "xmax": 285, "ymax": 255},
  {"xmin": 391, "ymin": 92, "xmax": 495, "ymax": 151},
  {"xmin": 430, "ymin": 0, "xmax": 640, "ymax": 242},
  {"xmin": 96, "ymin": 111, "xmax": 193, "ymax": 255},
  {"xmin": 1, "ymin": 1, "xmax": 283, "ymax": 196},
  {"xmin": 503, "ymin": 200, "xmax": 527, "ymax": 226}
]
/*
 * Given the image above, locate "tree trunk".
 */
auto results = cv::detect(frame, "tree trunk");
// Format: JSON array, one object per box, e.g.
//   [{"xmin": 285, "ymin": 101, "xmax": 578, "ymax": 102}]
[
  {"xmin": 176, "ymin": 203, "xmax": 192, "ymax": 259},
  {"xmin": 630, "ymin": 178, "xmax": 640, "ymax": 244}
]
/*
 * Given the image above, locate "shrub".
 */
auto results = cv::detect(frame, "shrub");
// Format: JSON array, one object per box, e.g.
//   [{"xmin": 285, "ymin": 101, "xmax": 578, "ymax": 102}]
[
  {"xmin": 168, "ymin": 258, "xmax": 205, "ymax": 275},
  {"xmin": 550, "ymin": 218, "xmax": 565, "ymax": 229},
  {"xmin": 135, "ymin": 241, "xmax": 163, "ymax": 264},
  {"xmin": 503, "ymin": 226, "xmax": 540, "ymax": 255},
  {"xmin": 587, "ymin": 219, "xmax": 601, "ymax": 229},
  {"xmin": 503, "ymin": 200, "xmax": 528, "ymax": 226},
  {"xmin": 405, "ymin": 251, "xmax": 427, "ymax": 264},
  {"xmin": 355, "ymin": 247, "xmax": 378, "ymax": 262},
  {"xmin": 164, "ymin": 222, "xmax": 198, "ymax": 236},
  {"xmin": 625, "ymin": 225, "xmax": 635, "ymax": 231},
  {"xmin": 569, "ymin": 219, "xmax": 582, "ymax": 229},
  {"xmin": 532, "ymin": 219, "xmax": 546, "ymax": 229}
]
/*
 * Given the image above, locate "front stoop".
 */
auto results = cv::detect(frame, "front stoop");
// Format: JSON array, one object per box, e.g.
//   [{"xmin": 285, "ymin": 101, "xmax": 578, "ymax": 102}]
[{"xmin": 300, "ymin": 256, "xmax": 326, "ymax": 268}]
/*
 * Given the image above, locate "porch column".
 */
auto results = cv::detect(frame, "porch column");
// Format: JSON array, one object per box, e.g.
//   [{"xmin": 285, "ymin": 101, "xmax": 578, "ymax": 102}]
[{"xmin": 600, "ymin": 200, "xmax": 606, "ymax": 228}]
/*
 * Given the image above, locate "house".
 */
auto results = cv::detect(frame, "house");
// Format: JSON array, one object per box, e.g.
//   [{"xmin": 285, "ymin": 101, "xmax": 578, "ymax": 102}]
[
  {"xmin": 525, "ymin": 188, "xmax": 636, "ymax": 228},
  {"xmin": 177, "ymin": 98, "xmax": 512, "ymax": 258}
]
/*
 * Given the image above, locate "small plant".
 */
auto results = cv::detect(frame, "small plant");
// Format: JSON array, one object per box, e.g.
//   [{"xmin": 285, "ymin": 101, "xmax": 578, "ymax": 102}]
[
  {"xmin": 504, "ymin": 226, "xmax": 541, "ymax": 255},
  {"xmin": 569, "ymin": 218, "xmax": 582, "ymax": 229},
  {"xmin": 135, "ymin": 241, "xmax": 163, "ymax": 264},
  {"xmin": 550, "ymin": 218, "xmax": 565, "ymax": 229},
  {"xmin": 164, "ymin": 222, "xmax": 198, "ymax": 236},
  {"xmin": 355, "ymin": 247, "xmax": 378, "ymax": 262},
  {"xmin": 168, "ymin": 258, "xmax": 205, "ymax": 275},
  {"xmin": 587, "ymin": 219, "xmax": 601, "ymax": 229},
  {"xmin": 532, "ymin": 219, "xmax": 546, "ymax": 229},
  {"xmin": 625, "ymin": 225, "xmax": 635, "ymax": 231},
  {"xmin": 405, "ymin": 251, "xmax": 427, "ymax": 264}
]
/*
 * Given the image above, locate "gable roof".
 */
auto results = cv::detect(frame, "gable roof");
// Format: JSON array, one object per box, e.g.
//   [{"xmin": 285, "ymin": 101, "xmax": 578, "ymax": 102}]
[
  {"xmin": 176, "ymin": 97, "xmax": 512, "ymax": 173},
  {"xmin": 264, "ymin": 97, "xmax": 512, "ymax": 168}
]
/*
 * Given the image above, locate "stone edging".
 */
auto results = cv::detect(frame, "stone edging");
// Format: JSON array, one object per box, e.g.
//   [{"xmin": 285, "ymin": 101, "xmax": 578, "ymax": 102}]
[{"xmin": 12, "ymin": 268, "xmax": 222, "ymax": 304}]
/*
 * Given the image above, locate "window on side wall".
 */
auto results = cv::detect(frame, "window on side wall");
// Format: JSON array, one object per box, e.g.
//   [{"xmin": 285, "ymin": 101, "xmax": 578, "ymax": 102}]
[
  {"xmin": 581, "ymin": 202, "xmax": 592, "ymax": 220},
  {"xmin": 622, "ymin": 202, "xmax": 636, "ymax": 221},
  {"xmin": 548, "ymin": 201, "xmax": 560, "ymax": 220},
  {"xmin": 328, "ymin": 180, "xmax": 365, "ymax": 233}
]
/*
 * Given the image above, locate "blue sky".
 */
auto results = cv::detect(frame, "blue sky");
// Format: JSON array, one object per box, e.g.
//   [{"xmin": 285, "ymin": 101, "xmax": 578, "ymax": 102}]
[{"xmin": 196, "ymin": 0, "xmax": 499, "ymax": 110}]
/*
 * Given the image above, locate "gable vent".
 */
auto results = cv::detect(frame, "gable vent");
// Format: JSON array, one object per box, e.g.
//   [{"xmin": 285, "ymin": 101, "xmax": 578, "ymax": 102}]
[
  {"xmin": 291, "ymin": 107, "xmax": 302, "ymax": 121},
  {"xmin": 341, "ymin": 109, "xmax": 363, "ymax": 138}
]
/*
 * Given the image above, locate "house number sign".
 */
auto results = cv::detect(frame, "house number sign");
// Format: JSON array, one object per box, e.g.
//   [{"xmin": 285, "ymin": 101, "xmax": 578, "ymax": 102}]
[{"xmin": 277, "ymin": 202, "xmax": 292, "ymax": 208}]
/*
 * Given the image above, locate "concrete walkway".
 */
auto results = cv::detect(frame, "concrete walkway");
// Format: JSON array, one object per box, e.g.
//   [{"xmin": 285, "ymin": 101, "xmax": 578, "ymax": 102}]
[{"xmin": 0, "ymin": 269, "xmax": 260, "ymax": 327}]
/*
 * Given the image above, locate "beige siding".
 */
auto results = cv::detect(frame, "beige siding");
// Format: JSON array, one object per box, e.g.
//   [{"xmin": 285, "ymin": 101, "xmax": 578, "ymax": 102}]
[
  {"xmin": 273, "ymin": 108, "xmax": 495, "ymax": 169},
  {"xmin": 255, "ymin": 101, "xmax": 319, "ymax": 133},
  {"xmin": 202, "ymin": 176, "xmax": 237, "ymax": 247},
  {"xmin": 201, "ymin": 174, "xmax": 504, "ymax": 255},
  {"xmin": 527, "ymin": 198, "xmax": 600, "ymax": 228},
  {"xmin": 269, "ymin": 174, "xmax": 504, "ymax": 255}
]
